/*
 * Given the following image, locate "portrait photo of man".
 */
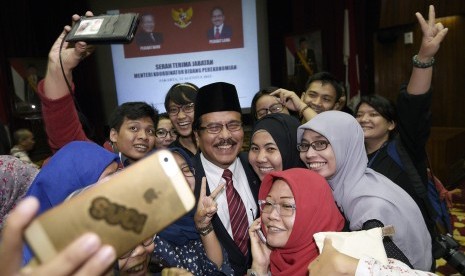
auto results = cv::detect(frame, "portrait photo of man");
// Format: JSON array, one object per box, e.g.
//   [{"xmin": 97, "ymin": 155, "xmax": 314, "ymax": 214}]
[
  {"xmin": 135, "ymin": 13, "xmax": 164, "ymax": 49},
  {"xmin": 207, "ymin": 7, "xmax": 232, "ymax": 40}
]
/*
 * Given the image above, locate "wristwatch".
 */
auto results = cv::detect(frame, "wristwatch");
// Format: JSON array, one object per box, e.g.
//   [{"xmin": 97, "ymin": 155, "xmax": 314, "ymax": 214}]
[{"xmin": 196, "ymin": 223, "xmax": 214, "ymax": 236}]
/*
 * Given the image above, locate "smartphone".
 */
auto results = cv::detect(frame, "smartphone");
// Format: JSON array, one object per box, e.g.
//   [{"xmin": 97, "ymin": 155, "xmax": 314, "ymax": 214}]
[
  {"xmin": 257, "ymin": 229, "xmax": 267, "ymax": 243},
  {"xmin": 66, "ymin": 13, "xmax": 139, "ymax": 44},
  {"xmin": 24, "ymin": 150, "xmax": 195, "ymax": 264}
]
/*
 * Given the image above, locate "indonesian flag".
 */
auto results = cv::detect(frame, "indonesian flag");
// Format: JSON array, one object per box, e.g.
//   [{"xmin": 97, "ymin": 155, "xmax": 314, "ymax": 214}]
[{"xmin": 343, "ymin": 0, "xmax": 360, "ymax": 100}]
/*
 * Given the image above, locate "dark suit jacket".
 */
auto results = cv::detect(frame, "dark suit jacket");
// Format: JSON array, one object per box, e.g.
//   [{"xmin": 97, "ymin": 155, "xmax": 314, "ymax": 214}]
[
  {"xmin": 135, "ymin": 31, "xmax": 163, "ymax": 46},
  {"xmin": 207, "ymin": 25, "xmax": 233, "ymax": 39},
  {"xmin": 193, "ymin": 152, "xmax": 260, "ymax": 276}
]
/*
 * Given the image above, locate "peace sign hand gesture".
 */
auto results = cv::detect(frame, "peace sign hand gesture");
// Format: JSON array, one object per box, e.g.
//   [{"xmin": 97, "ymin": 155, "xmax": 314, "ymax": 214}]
[
  {"xmin": 194, "ymin": 177, "xmax": 225, "ymax": 229},
  {"xmin": 415, "ymin": 5, "xmax": 448, "ymax": 61}
]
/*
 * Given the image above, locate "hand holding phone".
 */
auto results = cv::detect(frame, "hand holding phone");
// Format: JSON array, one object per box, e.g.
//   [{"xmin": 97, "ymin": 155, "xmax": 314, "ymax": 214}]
[
  {"xmin": 257, "ymin": 229, "xmax": 267, "ymax": 243},
  {"xmin": 249, "ymin": 217, "xmax": 267, "ymax": 244},
  {"xmin": 24, "ymin": 150, "xmax": 195, "ymax": 264}
]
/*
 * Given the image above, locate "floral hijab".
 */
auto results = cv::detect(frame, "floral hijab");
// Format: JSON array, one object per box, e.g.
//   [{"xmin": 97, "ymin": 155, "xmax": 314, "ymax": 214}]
[{"xmin": 0, "ymin": 156, "xmax": 39, "ymax": 231}]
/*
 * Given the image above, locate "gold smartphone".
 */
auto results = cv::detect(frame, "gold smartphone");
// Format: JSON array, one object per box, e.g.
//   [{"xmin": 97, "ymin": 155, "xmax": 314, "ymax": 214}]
[{"xmin": 24, "ymin": 149, "xmax": 195, "ymax": 264}]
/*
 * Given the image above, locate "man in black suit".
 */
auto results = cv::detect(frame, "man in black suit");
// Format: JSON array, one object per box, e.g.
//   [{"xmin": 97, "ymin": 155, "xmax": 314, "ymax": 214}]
[
  {"xmin": 294, "ymin": 37, "xmax": 318, "ymax": 92},
  {"xmin": 207, "ymin": 7, "xmax": 232, "ymax": 40},
  {"xmin": 135, "ymin": 13, "xmax": 163, "ymax": 48},
  {"xmin": 192, "ymin": 82, "xmax": 259, "ymax": 276}
]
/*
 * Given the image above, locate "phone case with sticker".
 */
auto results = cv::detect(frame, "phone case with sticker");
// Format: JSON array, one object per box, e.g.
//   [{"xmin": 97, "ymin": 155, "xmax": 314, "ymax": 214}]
[
  {"xmin": 24, "ymin": 149, "xmax": 195, "ymax": 264},
  {"xmin": 65, "ymin": 13, "xmax": 139, "ymax": 44}
]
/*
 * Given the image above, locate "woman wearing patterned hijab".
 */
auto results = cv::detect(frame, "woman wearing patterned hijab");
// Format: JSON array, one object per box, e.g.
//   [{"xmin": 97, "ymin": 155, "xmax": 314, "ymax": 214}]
[
  {"xmin": 0, "ymin": 156, "xmax": 39, "ymax": 232},
  {"xmin": 297, "ymin": 111, "xmax": 432, "ymax": 271}
]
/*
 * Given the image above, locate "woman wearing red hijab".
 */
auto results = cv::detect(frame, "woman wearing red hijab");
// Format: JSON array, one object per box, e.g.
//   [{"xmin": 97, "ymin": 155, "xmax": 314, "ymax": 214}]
[{"xmin": 248, "ymin": 168, "xmax": 345, "ymax": 276}]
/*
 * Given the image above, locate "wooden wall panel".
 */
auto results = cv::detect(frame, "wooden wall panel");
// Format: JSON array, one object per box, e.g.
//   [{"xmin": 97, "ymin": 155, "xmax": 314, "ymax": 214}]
[
  {"xmin": 426, "ymin": 127, "xmax": 465, "ymax": 184},
  {"xmin": 373, "ymin": 25, "xmax": 413, "ymax": 102},
  {"xmin": 379, "ymin": 0, "xmax": 424, "ymax": 28},
  {"xmin": 379, "ymin": 0, "xmax": 465, "ymax": 29},
  {"xmin": 430, "ymin": 15, "xmax": 465, "ymax": 127}
]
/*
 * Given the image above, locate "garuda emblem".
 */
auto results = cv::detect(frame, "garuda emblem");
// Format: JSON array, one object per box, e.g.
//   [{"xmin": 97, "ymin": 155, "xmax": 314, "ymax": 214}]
[{"xmin": 172, "ymin": 7, "xmax": 193, "ymax": 28}]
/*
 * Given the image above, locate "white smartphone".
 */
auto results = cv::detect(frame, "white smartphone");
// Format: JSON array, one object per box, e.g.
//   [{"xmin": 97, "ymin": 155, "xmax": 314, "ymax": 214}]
[
  {"xmin": 257, "ymin": 229, "xmax": 267, "ymax": 243},
  {"xmin": 24, "ymin": 150, "xmax": 195, "ymax": 264}
]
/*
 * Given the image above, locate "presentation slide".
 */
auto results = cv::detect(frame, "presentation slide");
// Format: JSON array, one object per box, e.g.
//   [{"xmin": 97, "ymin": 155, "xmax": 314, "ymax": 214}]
[{"xmin": 110, "ymin": 0, "xmax": 259, "ymax": 112}]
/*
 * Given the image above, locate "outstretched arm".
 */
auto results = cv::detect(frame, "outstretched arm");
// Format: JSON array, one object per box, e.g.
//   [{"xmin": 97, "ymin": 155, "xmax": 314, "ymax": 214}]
[
  {"xmin": 39, "ymin": 12, "xmax": 96, "ymax": 152},
  {"xmin": 43, "ymin": 11, "xmax": 95, "ymax": 100},
  {"xmin": 407, "ymin": 5, "xmax": 448, "ymax": 95}
]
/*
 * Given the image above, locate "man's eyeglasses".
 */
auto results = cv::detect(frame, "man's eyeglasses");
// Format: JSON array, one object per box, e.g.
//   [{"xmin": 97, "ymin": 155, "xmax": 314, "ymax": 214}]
[
  {"xmin": 256, "ymin": 103, "xmax": 285, "ymax": 119},
  {"xmin": 199, "ymin": 121, "xmax": 242, "ymax": 134},
  {"xmin": 119, "ymin": 235, "xmax": 155, "ymax": 259},
  {"xmin": 180, "ymin": 165, "xmax": 195, "ymax": 177},
  {"xmin": 168, "ymin": 103, "xmax": 195, "ymax": 116},
  {"xmin": 258, "ymin": 200, "xmax": 296, "ymax": 217},
  {"xmin": 296, "ymin": 140, "xmax": 330, "ymax": 152},
  {"xmin": 155, "ymin": 128, "xmax": 177, "ymax": 138}
]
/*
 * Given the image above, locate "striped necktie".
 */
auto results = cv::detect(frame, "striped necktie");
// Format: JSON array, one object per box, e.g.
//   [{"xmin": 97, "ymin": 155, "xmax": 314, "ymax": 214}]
[{"xmin": 223, "ymin": 169, "xmax": 249, "ymax": 255}]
